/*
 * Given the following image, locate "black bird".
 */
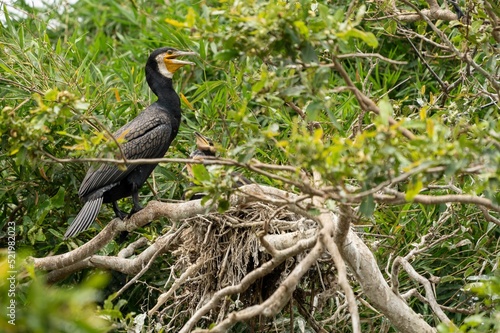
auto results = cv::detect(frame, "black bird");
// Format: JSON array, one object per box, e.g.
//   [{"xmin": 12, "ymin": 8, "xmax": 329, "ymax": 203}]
[{"xmin": 64, "ymin": 47, "xmax": 196, "ymax": 239}]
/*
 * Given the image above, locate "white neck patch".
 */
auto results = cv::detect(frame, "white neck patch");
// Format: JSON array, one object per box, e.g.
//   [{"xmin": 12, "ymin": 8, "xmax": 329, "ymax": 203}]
[{"xmin": 155, "ymin": 53, "xmax": 173, "ymax": 79}]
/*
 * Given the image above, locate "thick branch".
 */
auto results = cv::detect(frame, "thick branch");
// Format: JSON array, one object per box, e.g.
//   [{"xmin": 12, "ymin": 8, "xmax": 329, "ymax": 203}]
[
  {"xmin": 340, "ymin": 226, "xmax": 435, "ymax": 332},
  {"xmin": 32, "ymin": 184, "xmax": 314, "ymax": 273},
  {"xmin": 30, "ymin": 199, "xmax": 208, "ymax": 271},
  {"xmin": 395, "ymin": 8, "xmax": 458, "ymax": 22}
]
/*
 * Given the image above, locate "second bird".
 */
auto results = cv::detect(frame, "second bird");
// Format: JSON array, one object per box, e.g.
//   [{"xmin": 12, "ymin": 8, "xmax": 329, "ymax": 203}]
[{"xmin": 64, "ymin": 47, "xmax": 196, "ymax": 239}]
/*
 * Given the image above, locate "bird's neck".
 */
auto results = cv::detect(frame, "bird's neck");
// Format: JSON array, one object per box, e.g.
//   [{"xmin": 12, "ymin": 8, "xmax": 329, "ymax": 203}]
[{"xmin": 147, "ymin": 71, "xmax": 181, "ymax": 111}]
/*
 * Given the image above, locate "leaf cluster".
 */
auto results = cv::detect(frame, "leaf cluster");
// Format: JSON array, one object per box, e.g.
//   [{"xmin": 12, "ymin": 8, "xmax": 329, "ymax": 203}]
[{"xmin": 0, "ymin": 0, "xmax": 499, "ymax": 331}]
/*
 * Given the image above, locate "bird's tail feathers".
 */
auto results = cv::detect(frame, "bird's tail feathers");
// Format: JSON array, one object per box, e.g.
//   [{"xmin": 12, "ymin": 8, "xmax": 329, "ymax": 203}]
[{"xmin": 64, "ymin": 197, "xmax": 103, "ymax": 239}]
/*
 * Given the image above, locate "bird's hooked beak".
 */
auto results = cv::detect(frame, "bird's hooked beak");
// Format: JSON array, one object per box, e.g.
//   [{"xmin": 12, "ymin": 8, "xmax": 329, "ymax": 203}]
[
  {"xmin": 194, "ymin": 132, "xmax": 216, "ymax": 154},
  {"xmin": 164, "ymin": 50, "xmax": 197, "ymax": 73}
]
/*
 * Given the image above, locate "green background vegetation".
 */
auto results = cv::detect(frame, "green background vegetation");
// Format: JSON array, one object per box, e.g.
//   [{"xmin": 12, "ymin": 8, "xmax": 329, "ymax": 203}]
[{"xmin": 0, "ymin": 0, "xmax": 499, "ymax": 332}]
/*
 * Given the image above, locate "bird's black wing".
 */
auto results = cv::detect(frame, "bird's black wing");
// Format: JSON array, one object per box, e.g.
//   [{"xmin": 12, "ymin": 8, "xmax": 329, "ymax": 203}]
[{"xmin": 78, "ymin": 112, "xmax": 174, "ymax": 199}]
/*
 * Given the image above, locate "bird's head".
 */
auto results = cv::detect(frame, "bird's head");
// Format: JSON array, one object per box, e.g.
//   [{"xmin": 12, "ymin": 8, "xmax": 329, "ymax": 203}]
[
  {"xmin": 148, "ymin": 47, "xmax": 197, "ymax": 79},
  {"xmin": 184, "ymin": 132, "xmax": 216, "ymax": 178},
  {"xmin": 194, "ymin": 132, "xmax": 216, "ymax": 156}
]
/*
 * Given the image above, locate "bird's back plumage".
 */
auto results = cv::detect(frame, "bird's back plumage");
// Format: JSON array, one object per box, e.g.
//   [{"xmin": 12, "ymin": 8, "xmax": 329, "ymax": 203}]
[
  {"xmin": 78, "ymin": 104, "xmax": 177, "ymax": 200},
  {"xmin": 64, "ymin": 104, "xmax": 178, "ymax": 239}
]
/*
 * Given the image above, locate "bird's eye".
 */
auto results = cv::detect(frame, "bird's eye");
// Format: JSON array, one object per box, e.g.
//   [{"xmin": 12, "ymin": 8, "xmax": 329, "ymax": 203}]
[{"xmin": 167, "ymin": 50, "xmax": 173, "ymax": 55}]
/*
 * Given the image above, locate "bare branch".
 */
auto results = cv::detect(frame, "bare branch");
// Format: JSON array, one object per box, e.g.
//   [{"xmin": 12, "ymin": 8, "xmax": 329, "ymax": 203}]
[
  {"xmin": 484, "ymin": 0, "xmax": 500, "ymax": 43},
  {"xmin": 312, "ymin": 168, "xmax": 361, "ymax": 333},
  {"xmin": 149, "ymin": 256, "xmax": 205, "ymax": 315},
  {"xmin": 113, "ymin": 226, "xmax": 187, "ymax": 297},
  {"xmin": 393, "ymin": 0, "xmax": 459, "ymax": 22},
  {"xmin": 118, "ymin": 237, "xmax": 148, "ymax": 258},
  {"xmin": 323, "ymin": 217, "xmax": 361, "ymax": 333},
  {"xmin": 378, "ymin": 188, "xmax": 500, "ymax": 213},
  {"xmin": 399, "ymin": 0, "xmax": 500, "ymax": 95},
  {"xmin": 478, "ymin": 205, "xmax": 500, "ymax": 227},
  {"xmin": 285, "ymin": 101, "xmax": 306, "ymax": 120},
  {"xmin": 396, "ymin": 257, "xmax": 453, "ymax": 325},
  {"xmin": 340, "ymin": 221, "xmax": 435, "ymax": 332},
  {"xmin": 336, "ymin": 53, "xmax": 408, "ymax": 65}
]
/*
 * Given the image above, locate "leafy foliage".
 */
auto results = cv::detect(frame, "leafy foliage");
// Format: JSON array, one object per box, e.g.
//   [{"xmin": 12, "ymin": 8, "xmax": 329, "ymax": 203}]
[
  {"xmin": 0, "ymin": 253, "xmax": 110, "ymax": 333},
  {"xmin": 1, "ymin": 0, "xmax": 499, "ymax": 332}
]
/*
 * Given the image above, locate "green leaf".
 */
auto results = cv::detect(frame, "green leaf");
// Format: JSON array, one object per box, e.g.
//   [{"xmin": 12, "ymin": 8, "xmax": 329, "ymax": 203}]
[
  {"xmin": 192, "ymin": 164, "xmax": 210, "ymax": 182},
  {"xmin": 377, "ymin": 99, "xmax": 393, "ymax": 125},
  {"xmin": 252, "ymin": 80, "xmax": 266, "ymax": 94},
  {"xmin": 308, "ymin": 208, "xmax": 321, "ymax": 216},
  {"xmin": 336, "ymin": 28, "xmax": 379, "ymax": 48},
  {"xmin": 385, "ymin": 20, "xmax": 397, "ymax": 35},
  {"xmin": 50, "ymin": 187, "xmax": 66, "ymax": 208},
  {"xmin": 282, "ymin": 85, "xmax": 305, "ymax": 97},
  {"xmin": 405, "ymin": 178, "xmax": 423, "ymax": 201},
  {"xmin": 217, "ymin": 199, "xmax": 230, "ymax": 213},
  {"xmin": 293, "ymin": 20, "xmax": 309, "ymax": 38},
  {"xmin": 439, "ymin": 275, "xmax": 461, "ymax": 283},
  {"xmin": 214, "ymin": 49, "xmax": 239, "ymax": 61},
  {"xmin": 359, "ymin": 194, "xmax": 375, "ymax": 217},
  {"xmin": 300, "ymin": 42, "xmax": 318, "ymax": 63}
]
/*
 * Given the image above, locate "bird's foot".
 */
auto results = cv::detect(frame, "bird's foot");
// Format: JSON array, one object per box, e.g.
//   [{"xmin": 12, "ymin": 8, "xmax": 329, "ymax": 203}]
[
  {"xmin": 116, "ymin": 210, "xmax": 127, "ymax": 220},
  {"xmin": 128, "ymin": 206, "xmax": 143, "ymax": 218},
  {"xmin": 112, "ymin": 202, "xmax": 128, "ymax": 220}
]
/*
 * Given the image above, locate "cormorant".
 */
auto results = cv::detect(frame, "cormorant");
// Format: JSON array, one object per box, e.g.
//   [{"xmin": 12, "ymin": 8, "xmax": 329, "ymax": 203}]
[{"xmin": 64, "ymin": 47, "xmax": 196, "ymax": 239}]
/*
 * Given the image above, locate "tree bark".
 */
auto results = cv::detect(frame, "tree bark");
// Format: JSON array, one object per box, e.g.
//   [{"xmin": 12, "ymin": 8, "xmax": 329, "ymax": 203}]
[{"xmin": 340, "ymin": 228, "xmax": 436, "ymax": 332}]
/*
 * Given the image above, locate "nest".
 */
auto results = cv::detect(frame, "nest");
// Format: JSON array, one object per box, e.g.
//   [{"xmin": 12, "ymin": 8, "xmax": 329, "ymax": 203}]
[{"xmin": 156, "ymin": 201, "xmax": 323, "ymax": 329}]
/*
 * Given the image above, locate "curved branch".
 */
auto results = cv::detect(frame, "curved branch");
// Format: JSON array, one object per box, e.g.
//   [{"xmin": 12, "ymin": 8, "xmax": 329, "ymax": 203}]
[
  {"xmin": 340, "ymin": 223, "xmax": 435, "ymax": 332},
  {"xmin": 31, "ymin": 185, "xmax": 309, "ymax": 271},
  {"xmin": 331, "ymin": 56, "xmax": 416, "ymax": 140},
  {"xmin": 395, "ymin": 257, "xmax": 453, "ymax": 325}
]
